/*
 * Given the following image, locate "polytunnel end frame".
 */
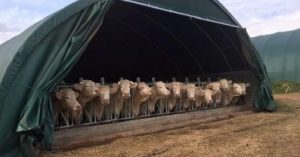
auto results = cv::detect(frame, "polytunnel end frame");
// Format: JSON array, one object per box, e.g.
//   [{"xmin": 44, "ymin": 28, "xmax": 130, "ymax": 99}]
[{"xmin": 65, "ymin": 0, "xmax": 249, "ymax": 83}]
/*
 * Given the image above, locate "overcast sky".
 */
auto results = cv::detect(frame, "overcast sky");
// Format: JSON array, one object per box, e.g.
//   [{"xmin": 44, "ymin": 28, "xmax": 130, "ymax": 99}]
[{"xmin": 0, "ymin": 0, "xmax": 300, "ymax": 44}]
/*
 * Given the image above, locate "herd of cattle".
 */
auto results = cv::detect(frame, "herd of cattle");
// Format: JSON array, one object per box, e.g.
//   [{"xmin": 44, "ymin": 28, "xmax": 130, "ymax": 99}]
[{"xmin": 53, "ymin": 79, "xmax": 250, "ymax": 127}]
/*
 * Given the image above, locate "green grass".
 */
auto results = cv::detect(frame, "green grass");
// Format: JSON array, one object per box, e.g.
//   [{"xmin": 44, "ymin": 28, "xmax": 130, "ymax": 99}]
[{"xmin": 272, "ymin": 81, "xmax": 300, "ymax": 94}]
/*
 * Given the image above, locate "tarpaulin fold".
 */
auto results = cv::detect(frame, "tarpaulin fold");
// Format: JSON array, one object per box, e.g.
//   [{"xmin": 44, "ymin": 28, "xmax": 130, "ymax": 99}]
[
  {"xmin": 0, "ymin": 0, "xmax": 276, "ymax": 156},
  {"xmin": 0, "ymin": 0, "xmax": 112, "ymax": 156}
]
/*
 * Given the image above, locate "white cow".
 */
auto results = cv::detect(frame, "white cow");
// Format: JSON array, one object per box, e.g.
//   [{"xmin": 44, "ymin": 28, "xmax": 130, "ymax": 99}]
[
  {"xmin": 166, "ymin": 82, "xmax": 183, "ymax": 112},
  {"xmin": 74, "ymin": 80, "xmax": 99, "ymax": 122},
  {"xmin": 87, "ymin": 84, "xmax": 118, "ymax": 121},
  {"xmin": 222, "ymin": 83, "xmax": 250, "ymax": 106},
  {"xmin": 74, "ymin": 80, "xmax": 98, "ymax": 107},
  {"xmin": 53, "ymin": 88, "xmax": 82, "ymax": 124},
  {"xmin": 111, "ymin": 79, "xmax": 136, "ymax": 119},
  {"xmin": 195, "ymin": 87, "xmax": 216, "ymax": 109},
  {"xmin": 148, "ymin": 81, "xmax": 170, "ymax": 114},
  {"xmin": 181, "ymin": 84, "xmax": 197, "ymax": 110},
  {"xmin": 132, "ymin": 82, "xmax": 152, "ymax": 117},
  {"xmin": 207, "ymin": 79, "xmax": 232, "ymax": 107}
]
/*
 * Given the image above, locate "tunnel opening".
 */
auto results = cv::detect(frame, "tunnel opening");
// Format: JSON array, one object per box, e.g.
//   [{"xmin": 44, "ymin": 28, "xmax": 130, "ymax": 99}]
[{"xmin": 65, "ymin": 1, "xmax": 249, "ymax": 83}]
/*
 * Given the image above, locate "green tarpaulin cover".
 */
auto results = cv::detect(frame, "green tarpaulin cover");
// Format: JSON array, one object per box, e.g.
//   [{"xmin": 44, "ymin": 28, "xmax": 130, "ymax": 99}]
[
  {"xmin": 0, "ymin": 0, "xmax": 276, "ymax": 156},
  {"xmin": 252, "ymin": 28, "xmax": 300, "ymax": 82}
]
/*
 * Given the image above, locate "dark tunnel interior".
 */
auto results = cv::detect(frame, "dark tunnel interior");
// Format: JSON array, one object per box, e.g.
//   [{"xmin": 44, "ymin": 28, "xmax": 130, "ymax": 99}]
[{"xmin": 65, "ymin": 1, "xmax": 249, "ymax": 83}]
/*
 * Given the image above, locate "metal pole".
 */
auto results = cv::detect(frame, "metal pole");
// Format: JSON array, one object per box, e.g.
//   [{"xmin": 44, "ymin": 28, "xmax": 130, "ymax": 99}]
[
  {"xmin": 101, "ymin": 77, "xmax": 105, "ymax": 85},
  {"xmin": 152, "ymin": 77, "xmax": 156, "ymax": 83},
  {"xmin": 185, "ymin": 77, "xmax": 189, "ymax": 84},
  {"xmin": 197, "ymin": 77, "xmax": 201, "ymax": 86}
]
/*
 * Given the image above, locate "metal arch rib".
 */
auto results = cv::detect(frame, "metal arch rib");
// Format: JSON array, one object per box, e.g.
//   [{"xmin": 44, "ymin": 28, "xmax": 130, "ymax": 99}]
[
  {"xmin": 120, "ymin": 0, "xmax": 240, "ymax": 28},
  {"xmin": 211, "ymin": 0, "xmax": 242, "ymax": 27},
  {"xmin": 217, "ymin": 25, "xmax": 247, "ymax": 68},
  {"xmin": 191, "ymin": 19, "xmax": 232, "ymax": 72},
  {"xmin": 124, "ymin": 5, "xmax": 206, "ymax": 75}
]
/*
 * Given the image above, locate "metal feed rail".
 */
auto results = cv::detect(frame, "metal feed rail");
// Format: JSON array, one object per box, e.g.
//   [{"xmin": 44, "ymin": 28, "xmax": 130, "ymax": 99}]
[{"xmin": 52, "ymin": 77, "xmax": 243, "ymax": 130}]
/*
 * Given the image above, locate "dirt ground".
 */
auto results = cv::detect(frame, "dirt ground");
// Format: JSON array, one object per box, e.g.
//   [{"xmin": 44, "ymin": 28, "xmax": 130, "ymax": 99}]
[{"xmin": 43, "ymin": 93, "xmax": 300, "ymax": 157}]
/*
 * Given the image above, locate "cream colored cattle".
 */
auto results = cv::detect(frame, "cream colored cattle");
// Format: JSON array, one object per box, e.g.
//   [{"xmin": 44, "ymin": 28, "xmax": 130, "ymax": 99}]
[
  {"xmin": 111, "ymin": 79, "xmax": 136, "ymax": 119},
  {"xmin": 132, "ymin": 82, "xmax": 152, "ymax": 117},
  {"xmin": 219, "ymin": 79, "xmax": 232, "ymax": 91},
  {"xmin": 53, "ymin": 88, "xmax": 82, "ymax": 124},
  {"xmin": 222, "ymin": 83, "xmax": 249, "ymax": 106},
  {"xmin": 74, "ymin": 80, "xmax": 98, "ymax": 107},
  {"xmin": 207, "ymin": 79, "xmax": 232, "ymax": 107},
  {"xmin": 88, "ymin": 84, "xmax": 118, "ymax": 121},
  {"xmin": 148, "ymin": 81, "xmax": 170, "ymax": 114},
  {"xmin": 207, "ymin": 82, "xmax": 222, "ymax": 106},
  {"xmin": 181, "ymin": 84, "xmax": 196, "ymax": 110},
  {"xmin": 230, "ymin": 83, "xmax": 250, "ymax": 105},
  {"xmin": 166, "ymin": 82, "xmax": 183, "ymax": 112},
  {"xmin": 195, "ymin": 87, "xmax": 216, "ymax": 109}
]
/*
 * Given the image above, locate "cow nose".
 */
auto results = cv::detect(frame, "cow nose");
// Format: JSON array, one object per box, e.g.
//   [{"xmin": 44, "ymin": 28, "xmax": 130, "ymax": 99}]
[
  {"xmin": 74, "ymin": 105, "xmax": 81, "ymax": 111},
  {"xmin": 123, "ymin": 93, "xmax": 130, "ymax": 98},
  {"xmin": 102, "ymin": 99, "xmax": 109, "ymax": 104}
]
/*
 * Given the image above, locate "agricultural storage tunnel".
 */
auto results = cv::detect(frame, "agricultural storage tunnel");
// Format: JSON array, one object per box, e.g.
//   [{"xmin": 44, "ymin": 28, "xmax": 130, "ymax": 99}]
[
  {"xmin": 0, "ymin": 0, "xmax": 276, "ymax": 156},
  {"xmin": 252, "ymin": 28, "xmax": 300, "ymax": 82}
]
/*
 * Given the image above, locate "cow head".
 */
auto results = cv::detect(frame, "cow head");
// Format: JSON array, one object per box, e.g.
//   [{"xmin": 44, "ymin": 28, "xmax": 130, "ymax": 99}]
[
  {"xmin": 74, "ymin": 80, "xmax": 98, "ymax": 98},
  {"xmin": 231, "ymin": 83, "xmax": 244, "ymax": 95},
  {"xmin": 153, "ymin": 81, "xmax": 170, "ymax": 96},
  {"xmin": 167, "ymin": 82, "xmax": 183, "ymax": 98},
  {"xmin": 182, "ymin": 84, "xmax": 196, "ymax": 101},
  {"xmin": 219, "ymin": 79, "xmax": 232, "ymax": 91},
  {"xmin": 206, "ymin": 82, "xmax": 221, "ymax": 93},
  {"xmin": 136, "ymin": 82, "xmax": 152, "ymax": 97},
  {"xmin": 55, "ymin": 88, "xmax": 81, "ymax": 111},
  {"xmin": 116, "ymin": 79, "xmax": 136, "ymax": 98},
  {"xmin": 96, "ymin": 84, "xmax": 118, "ymax": 105},
  {"xmin": 238, "ymin": 83, "xmax": 250, "ymax": 95}
]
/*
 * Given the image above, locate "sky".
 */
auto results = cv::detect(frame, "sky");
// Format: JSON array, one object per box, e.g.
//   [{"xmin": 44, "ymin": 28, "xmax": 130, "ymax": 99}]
[{"xmin": 0, "ymin": 0, "xmax": 300, "ymax": 44}]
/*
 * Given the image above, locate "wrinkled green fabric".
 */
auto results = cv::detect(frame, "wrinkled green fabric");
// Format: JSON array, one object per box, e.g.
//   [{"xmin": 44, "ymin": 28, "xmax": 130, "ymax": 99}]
[
  {"xmin": 252, "ymin": 29, "xmax": 300, "ymax": 82},
  {"xmin": 0, "ymin": 0, "xmax": 276, "ymax": 157},
  {"xmin": 238, "ymin": 29, "xmax": 277, "ymax": 111},
  {"xmin": 0, "ymin": 0, "xmax": 112, "ymax": 156}
]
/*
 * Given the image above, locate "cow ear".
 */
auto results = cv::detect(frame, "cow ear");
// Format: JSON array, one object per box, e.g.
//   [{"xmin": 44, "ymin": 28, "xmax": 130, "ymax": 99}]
[
  {"xmin": 130, "ymin": 82, "xmax": 138, "ymax": 88},
  {"xmin": 110, "ymin": 83, "xmax": 119, "ymax": 94},
  {"xmin": 206, "ymin": 83, "xmax": 212, "ymax": 89},
  {"xmin": 228, "ymin": 80, "xmax": 232, "ymax": 84},
  {"xmin": 55, "ymin": 90, "xmax": 63, "ymax": 100},
  {"xmin": 74, "ymin": 83, "xmax": 83, "ymax": 91},
  {"xmin": 117, "ymin": 81, "xmax": 121, "ymax": 85}
]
